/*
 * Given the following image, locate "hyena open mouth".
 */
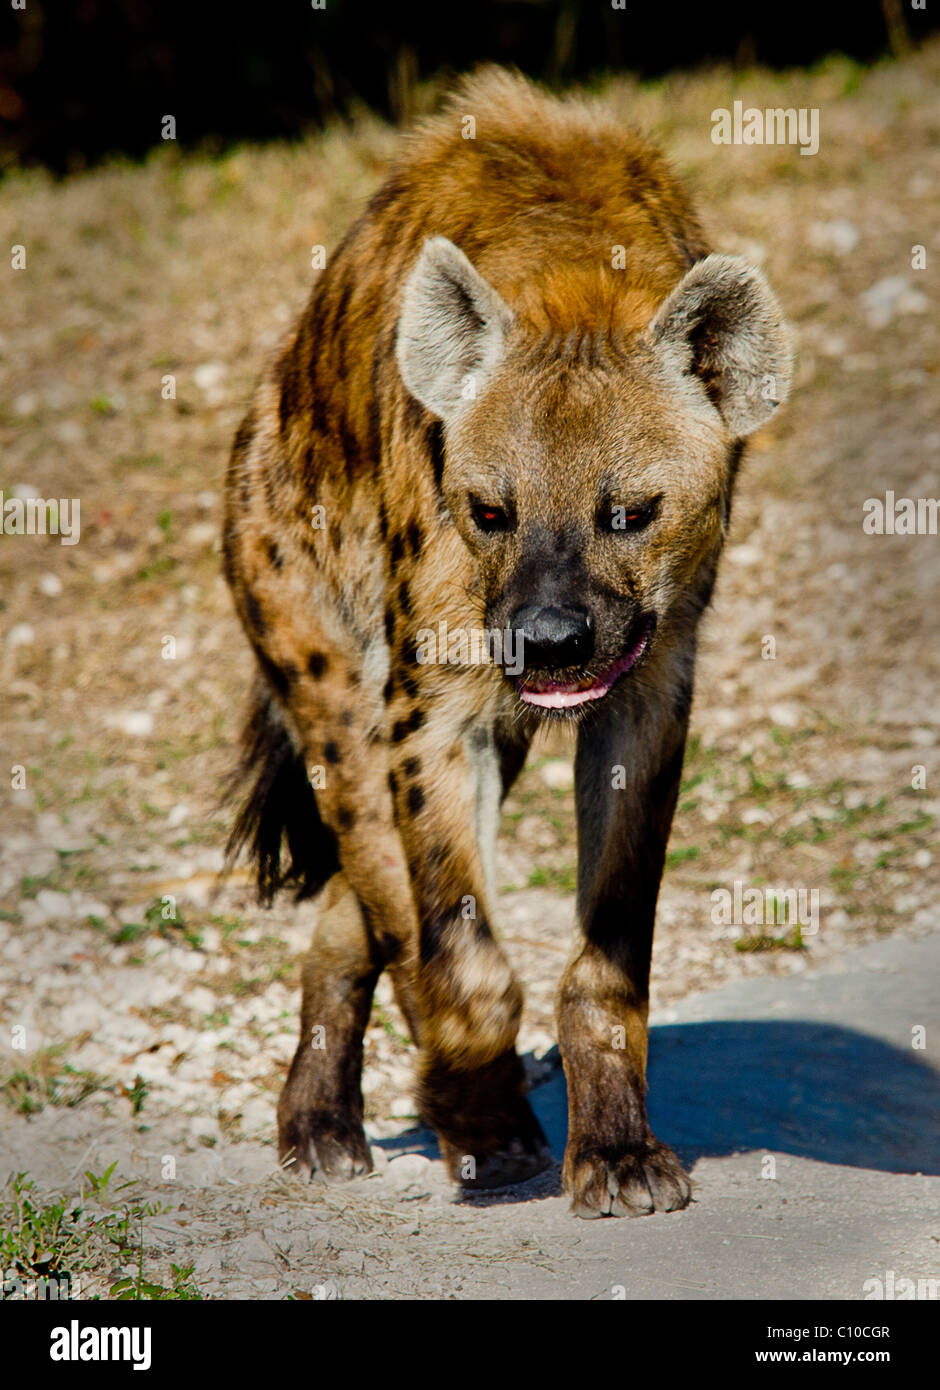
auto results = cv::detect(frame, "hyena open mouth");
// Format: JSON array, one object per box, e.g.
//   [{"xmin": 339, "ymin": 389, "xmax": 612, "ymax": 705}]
[{"xmin": 515, "ymin": 615, "xmax": 655, "ymax": 712}]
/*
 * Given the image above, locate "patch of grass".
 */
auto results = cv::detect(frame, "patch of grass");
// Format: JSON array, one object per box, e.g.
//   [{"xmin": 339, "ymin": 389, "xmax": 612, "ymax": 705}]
[
  {"xmin": 370, "ymin": 1004, "xmax": 413, "ymax": 1049},
  {"xmin": 120, "ymin": 1074, "xmax": 149, "ymax": 1116},
  {"xmin": 116, "ymin": 451, "xmax": 164, "ymax": 471},
  {"xmin": 113, "ymin": 898, "xmax": 202, "ymax": 949},
  {"xmin": 112, "ymin": 1261, "xmax": 203, "ymax": 1301},
  {"xmin": 0, "ymin": 1173, "xmax": 88, "ymax": 1283},
  {"xmin": 1, "ymin": 1045, "xmax": 111, "ymax": 1115},
  {"xmin": 735, "ymin": 927, "xmax": 806, "ymax": 953},
  {"xmin": 137, "ymin": 553, "xmax": 177, "ymax": 580},
  {"xmin": 527, "ymin": 862, "xmax": 577, "ymax": 893},
  {"xmin": 666, "ymin": 845, "xmax": 701, "ymax": 868}
]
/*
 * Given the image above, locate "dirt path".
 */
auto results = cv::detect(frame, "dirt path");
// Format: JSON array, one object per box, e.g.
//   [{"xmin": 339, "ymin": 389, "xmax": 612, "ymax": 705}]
[{"xmin": 1, "ymin": 47, "xmax": 938, "ymax": 1298}]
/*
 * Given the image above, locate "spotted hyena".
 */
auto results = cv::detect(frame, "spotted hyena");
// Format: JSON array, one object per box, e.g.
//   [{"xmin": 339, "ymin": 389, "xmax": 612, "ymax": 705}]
[{"xmin": 221, "ymin": 68, "xmax": 790, "ymax": 1217}]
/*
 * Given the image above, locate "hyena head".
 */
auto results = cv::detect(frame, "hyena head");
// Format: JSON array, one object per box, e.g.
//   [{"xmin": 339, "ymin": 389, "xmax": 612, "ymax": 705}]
[{"xmin": 397, "ymin": 236, "xmax": 791, "ymax": 715}]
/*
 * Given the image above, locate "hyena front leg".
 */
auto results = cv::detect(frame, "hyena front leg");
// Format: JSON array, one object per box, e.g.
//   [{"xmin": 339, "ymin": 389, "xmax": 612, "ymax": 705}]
[
  {"xmin": 559, "ymin": 684, "xmax": 692, "ymax": 1217},
  {"xmin": 389, "ymin": 705, "xmax": 550, "ymax": 1188},
  {"xmin": 270, "ymin": 687, "xmax": 423, "ymax": 1179},
  {"xmin": 277, "ymin": 872, "xmax": 380, "ymax": 1179}
]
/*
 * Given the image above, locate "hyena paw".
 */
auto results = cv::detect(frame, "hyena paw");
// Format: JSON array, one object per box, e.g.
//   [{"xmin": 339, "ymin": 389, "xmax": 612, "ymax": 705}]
[
  {"xmin": 277, "ymin": 1100, "xmax": 373, "ymax": 1183},
  {"xmin": 440, "ymin": 1130, "xmax": 554, "ymax": 1191},
  {"xmin": 563, "ymin": 1138, "xmax": 692, "ymax": 1218}
]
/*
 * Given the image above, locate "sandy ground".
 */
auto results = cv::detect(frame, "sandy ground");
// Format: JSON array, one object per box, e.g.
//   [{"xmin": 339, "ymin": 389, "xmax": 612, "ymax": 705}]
[{"xmin": 0, "ymin": 45, "xmax": 937, "ymax": 1298}]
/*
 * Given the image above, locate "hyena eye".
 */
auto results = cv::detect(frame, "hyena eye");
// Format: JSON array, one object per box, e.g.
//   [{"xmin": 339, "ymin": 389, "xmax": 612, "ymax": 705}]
[
  {"xmin": 603, "ymin": 496, "xmax": 661, "ymax": 534},
  {"xmin": 470, "ymin": 498, "xmax": 512, "ymax": 534}
]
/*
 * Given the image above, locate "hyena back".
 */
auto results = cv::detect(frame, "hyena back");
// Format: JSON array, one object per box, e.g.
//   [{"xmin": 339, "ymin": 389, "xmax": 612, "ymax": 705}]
[{"xmin": 222, "ymin": 68, "xmax": 791, "ymax": 1215}]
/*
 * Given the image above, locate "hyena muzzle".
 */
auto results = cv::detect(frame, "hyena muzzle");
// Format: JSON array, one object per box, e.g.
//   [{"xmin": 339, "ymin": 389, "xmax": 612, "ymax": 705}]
[{"xmin": 221, "ymin": 68, "xmax": 791, "ymax": 1216}]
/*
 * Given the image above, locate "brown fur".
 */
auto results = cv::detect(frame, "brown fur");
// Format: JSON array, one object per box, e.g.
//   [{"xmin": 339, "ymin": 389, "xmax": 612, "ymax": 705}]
[{"xmin": 222, "ymin": 67, "xmax": 790, "ymax": 1212}]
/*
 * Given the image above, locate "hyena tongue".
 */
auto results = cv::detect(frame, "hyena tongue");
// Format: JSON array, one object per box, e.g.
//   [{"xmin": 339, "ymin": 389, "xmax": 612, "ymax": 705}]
[
  {"xmin": 520, "ymin": 680, "xmax": 613, "ymax": 710},
  {"xmin": 518, "ymin": 624, "xmax": 653, "ymax": 709}
]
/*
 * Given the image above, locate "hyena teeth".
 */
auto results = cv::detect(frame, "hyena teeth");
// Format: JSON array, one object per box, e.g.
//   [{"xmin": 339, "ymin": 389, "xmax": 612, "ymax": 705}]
[{"xmin": 221, "ymin": 64, "xmax": 792, "ymax": 1217}]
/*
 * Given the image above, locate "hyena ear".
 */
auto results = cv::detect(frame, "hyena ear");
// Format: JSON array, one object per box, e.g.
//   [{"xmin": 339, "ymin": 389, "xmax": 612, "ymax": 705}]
[
  {"xmin": 396, "ymin": 236, "xmax": 515, "ymax": 422},
  {"xmin": 646, "ymin": 253, "xmax": 792, "ymax": 437}
]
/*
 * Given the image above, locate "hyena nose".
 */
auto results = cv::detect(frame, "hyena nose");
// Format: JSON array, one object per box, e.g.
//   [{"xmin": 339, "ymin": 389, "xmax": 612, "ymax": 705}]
[{"xmin": 511, "ymin": 604, "xmax": 594, "ymax": 670}]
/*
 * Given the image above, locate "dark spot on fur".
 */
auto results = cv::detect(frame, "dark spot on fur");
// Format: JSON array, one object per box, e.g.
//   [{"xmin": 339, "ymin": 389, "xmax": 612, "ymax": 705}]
[
  {"xmin": 388, "ymin": 770, "xmax": 399, "ymax": 798},
  {"xmin": 470, "ymin": 725, "xmax": 491, "ymax": 753},
  {"xmin": 402, "ymin": 755, "xmax": 421, "ymax": 779},
  {"xmin": 324, "ymin": 741, "xmax": 340, "ymax": 765},
  {"xmin": 384, "ymin": 608, "xmax": 395, "ymax": 642},
  {"xmin": 368, "ymin": 398, "xmax": 382, "ymax": 464},
  {"xmin": 428, "ymin": 419, "xmax": 445, "ymax": 491},
  {"xmin": 391, "ymin": 708, "xmax": 425, "ymax": 742},
  {"xmin": 233, "ymin": 413, "xmax": 256, "ymax": 457},
  {"xmin": 255, "ymin": 649, "xmax": 294, "ymax": 700},
  {"xmin": 243, "ymin": 590, "xmax": 267, "ymax": 638},
  {"xmin": 383, "ymin": 675, "xmax": 395, "ymax": 703},
  {"xmin": 403, "ymin": 393, "xmax": 425, "ymax": 437},
  {"xmin": 307, "ymin": 651, "xmax": 328, "ymax": 679},
  {"xmin": 397, "ymin": 580, "xmax": 412, "ymax": 616},
  {"xmin": 399, "ymin": 671, "xmax": 419, "ymax": 700},
  {"xmin": 277, "ymin": 350, "xmax": 305, "ymax": 435},
  {"xmin": 406, "ymin": 520, "xmax": 423, "ymax": 557},
  {"xmin": 389, "ymin": 532, "xmax": 405, "ymax": 565},
  {"xmin": 407, "ymin": 784, "xmax": 426, "ymax": 816},
  {"xmin": 266, "ymin": 540, "xmax": 284, "ymax": 571},
  {"xmin": 337, "ymin": 805, "xmax": 356, "ymax": 832},
  {"xmin": 366, "ymin": 174, "xmax": 408, "ymax": 221},
  {"xmin": 264, "ymin": 466, "xmax": 279, "ymax": 513},
  {"xmin": 340, "ymin": 710, "xmax": 355, "ymax": 727}
]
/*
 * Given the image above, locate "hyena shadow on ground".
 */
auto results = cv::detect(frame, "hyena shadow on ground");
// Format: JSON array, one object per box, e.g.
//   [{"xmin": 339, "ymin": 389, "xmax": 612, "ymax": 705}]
[{"xmin": 376, "ymin": 1022, "xmax": 940, "ymax": 1204}]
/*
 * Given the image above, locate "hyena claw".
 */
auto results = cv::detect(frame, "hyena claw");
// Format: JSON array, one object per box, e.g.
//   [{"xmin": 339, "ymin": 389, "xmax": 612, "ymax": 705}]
[{"xmin": 563, "ymin": 1140, "xmax": 692, "ymax": 1219}]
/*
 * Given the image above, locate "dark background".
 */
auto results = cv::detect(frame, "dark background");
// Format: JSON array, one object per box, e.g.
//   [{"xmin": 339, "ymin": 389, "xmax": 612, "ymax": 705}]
[{"xmin": 1, "ymin": 0, "xmax": 937, "ymax": 174}]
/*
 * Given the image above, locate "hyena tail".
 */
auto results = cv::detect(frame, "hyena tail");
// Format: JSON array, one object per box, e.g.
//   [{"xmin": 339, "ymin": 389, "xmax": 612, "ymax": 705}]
[{"xmin": 222, "ymin": 682, "xmax": 339, "ymax": 905}]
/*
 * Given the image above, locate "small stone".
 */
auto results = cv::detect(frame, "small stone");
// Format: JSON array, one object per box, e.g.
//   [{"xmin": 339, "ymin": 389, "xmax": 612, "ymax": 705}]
[
  {"xmin": 55, "ymin": 421, "xmax": 83, "ymax": 445},
  {"xmin": 34, "ymin": 888, "xmax": 74, "ymax": 922},
  {"xmin": 188, "ymin": 1114, "xmax": 222, "ymax": 1143},
  {"xmin": 807, "ymin": 219, "xmax": 860, "ymax": 256},
  {"xmin": 860, "ymin": 276, "xmax": 928, "ymax": 330},
  {"xmin": 541, "ymin": 759, "xmax": 574, "ymax": 790},
  {"xmin": 117, "ymin": 711, "xmax": 154, "ymax": 737},
  {"xmin": 7, "ymin": 623, "xmax": 35, "ymax": 647},
  {"xmin": 182, "ymin": 986, "xmax": 219, "ymax": 1015},
  {"xmin": 386, "ymin": 1154, "xmax": 431, "ymax": 1190},
  {"xmin": 184, "ymin": 521, "xmax": 217, "ymax": 547},
  {"xmin": 726, "ymin": 543, "xmax": 762, "ymax": 567},
  {"xmin": 240, "ymin": 1097, "xmax": 276, "ymax": 1133}
]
